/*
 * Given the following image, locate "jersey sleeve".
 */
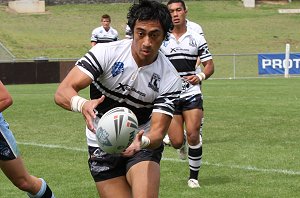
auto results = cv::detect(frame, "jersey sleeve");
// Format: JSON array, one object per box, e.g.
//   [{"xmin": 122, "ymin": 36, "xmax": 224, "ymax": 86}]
[
  {"xmin": 198, "ymin": 35, "xmax": 212, "ymax": 62},
  {"xmin": 75, "ymin": 44, "xmax": 105, "ymax": 80},
  {"xmin": 90, "ymin": 28, "xmax": 98, "ymax": 42}
]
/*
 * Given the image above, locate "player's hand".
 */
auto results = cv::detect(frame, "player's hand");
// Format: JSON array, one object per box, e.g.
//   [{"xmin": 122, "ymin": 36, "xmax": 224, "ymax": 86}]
[
  {"xmin": 183, "ymin": 75, "xmax": 201, "ymax": 85},
  {"xmin": 121, "ymin": 130, "xmax": 144, "ymax": 157},
  {"xmin": 82, "ymin": 95, "xmax": 105, "ymax": 132}
]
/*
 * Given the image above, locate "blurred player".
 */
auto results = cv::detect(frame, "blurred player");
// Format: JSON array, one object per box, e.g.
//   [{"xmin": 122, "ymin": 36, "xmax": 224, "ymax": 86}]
[
  {"xmin": 160, "ymin": 0, "xmax": 214, "ymax": 188},
  {"xmin": 125, "ymin": 24, "xmax": 132, "ymax": 39},
  {"xmin": 0, "ymin": 81, "xmax": 55, "ymax": 198},
  {"xmin": 54, "ymin": 0, "xmax": 181, "ymax": 197},
  {"xmin": 90, "ymin": 14, "xmax": 119, "ymax": 46}
]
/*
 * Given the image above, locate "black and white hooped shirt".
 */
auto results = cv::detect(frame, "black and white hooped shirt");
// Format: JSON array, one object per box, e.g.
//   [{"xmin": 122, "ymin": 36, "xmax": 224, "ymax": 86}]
[
  {"xmin": 160, "ymin": 29, "xmax": 212, "ymax": 98},
  {"xmin": 76, "ymin": 39, "xmax": 182, "ymax": 146}
]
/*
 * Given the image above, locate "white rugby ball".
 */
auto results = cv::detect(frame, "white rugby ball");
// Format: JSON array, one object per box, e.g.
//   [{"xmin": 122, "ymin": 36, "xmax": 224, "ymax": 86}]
[{"xmin": 95, "ymin": 107, "xmax": 139, "ymax": 154}]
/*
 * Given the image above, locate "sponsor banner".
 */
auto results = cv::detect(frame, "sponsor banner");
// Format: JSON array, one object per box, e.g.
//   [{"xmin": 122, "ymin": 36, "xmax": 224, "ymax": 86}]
[{"xmin": 258, "ymin": 53, "xmax": 300, "ymax": 75}]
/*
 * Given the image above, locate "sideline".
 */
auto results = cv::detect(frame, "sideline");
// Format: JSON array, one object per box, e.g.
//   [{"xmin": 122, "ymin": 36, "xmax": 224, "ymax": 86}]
[{"xmin": 18, "ymin": 141, "xmax": 300, "ymax": 176}]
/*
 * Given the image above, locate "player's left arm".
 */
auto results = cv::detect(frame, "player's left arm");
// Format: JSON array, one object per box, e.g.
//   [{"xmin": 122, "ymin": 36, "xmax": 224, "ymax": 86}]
[
  {"xmin": 145, "ymin": 112, "xmax": 172, "ymax": 149},
  {"xmin": 185, "ymin": 59, "xmax": 214, "ymax": 85},
  {"xmin": 201, "ymin": 59, "xmax": 214, "ymax": 80},
  {"xmin": 122, "ymin": 112, "xmax": 172, "ymax": 157}
]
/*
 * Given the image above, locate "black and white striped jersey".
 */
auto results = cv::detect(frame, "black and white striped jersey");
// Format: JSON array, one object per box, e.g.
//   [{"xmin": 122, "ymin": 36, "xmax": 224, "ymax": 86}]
[
  {"xmin": 77, "ymin": 39, "xmax": 181, "ymax": 121},
  {"xmin": 76, "ymin": 39, "xmax": 182, "ymax": 146},
  {"xmin": 186, "ymin": 19, "xmax": 204, "ymax": 36},
  {"xmin": 160, "ymin": 29, "xmax": 212, "ymax": 97},
  {"xmin": 90, "ymin": 26, "xmax": 119, "ymax": 43}
]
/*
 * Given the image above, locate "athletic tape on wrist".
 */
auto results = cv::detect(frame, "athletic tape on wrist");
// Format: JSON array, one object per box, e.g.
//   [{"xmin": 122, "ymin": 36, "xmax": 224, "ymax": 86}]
[
  {"xmin": 141, "ymin": 136, "xmax": 150, "ymax": 149},
  {"xmin": 196, "ymin": 72, "xmax": 206, "ymax": 81},
  {"xmin": 70, "ymin": 95, "xmax": 88, "ymax": 113}
]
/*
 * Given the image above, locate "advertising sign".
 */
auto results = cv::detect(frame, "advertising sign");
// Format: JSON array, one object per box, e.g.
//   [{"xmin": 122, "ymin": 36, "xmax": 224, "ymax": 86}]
[{"xmin": 258, "ymin": 53, "xmax": 300, "ymax": 75}]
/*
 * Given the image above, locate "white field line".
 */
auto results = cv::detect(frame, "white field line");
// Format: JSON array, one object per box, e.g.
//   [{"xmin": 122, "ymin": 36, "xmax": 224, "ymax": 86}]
[{"xmin": 18, "ymin": 141, "xmax": 300, "ymax": 176}]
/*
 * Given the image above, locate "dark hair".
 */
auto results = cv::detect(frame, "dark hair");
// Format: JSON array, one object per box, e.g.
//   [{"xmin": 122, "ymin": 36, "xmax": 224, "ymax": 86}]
[
  {"xmin": 101, "ymin": 14, "xmax": 111, "ymax": 22},
  {"xmin": 127, "ymin": 0, "xmax": 173, "ymax": 40},
  {"xmin": 167, "ymin": 0, "xmax": 186, "ymax": 10}
]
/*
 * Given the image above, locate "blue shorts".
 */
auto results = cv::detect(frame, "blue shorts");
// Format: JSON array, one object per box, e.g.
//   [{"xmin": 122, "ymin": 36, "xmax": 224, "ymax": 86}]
[
  {"xmin": 0, "ymin": 117, "xmax": 20, "ymax": 160},
  {"xmin": 88, "ymin": 143, "xmax": 164, "ymax": 182},
  {"xmin": 174, "ymin": 94, "xmax": 203, "ymax": 115}
]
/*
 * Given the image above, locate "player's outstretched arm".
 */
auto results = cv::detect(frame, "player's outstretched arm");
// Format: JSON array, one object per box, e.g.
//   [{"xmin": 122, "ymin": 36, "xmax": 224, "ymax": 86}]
[
  {"xmin": 54, "ymin": 66, "xmax": 104, "ymax": 132},
  {"xmin": 122, "ymin": 112, "xmax": 172, "ymax": 157},
  {"xmin": 0, "ymin": 81, "xmax": 13, "ymax": 112}
]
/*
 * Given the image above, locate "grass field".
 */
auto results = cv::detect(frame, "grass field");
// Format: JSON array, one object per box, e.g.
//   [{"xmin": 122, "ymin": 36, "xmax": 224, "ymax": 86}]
[
  {"xmin": 0, "ymin": 78, "xmax": 300, "ymax": 197},
  {"xmin": 0, "ymin": 1, "xmax": 300, "ymax": 197},
  {"xmin": 0, "ymin": 1, "xmax": 300, "ymax": 58}
]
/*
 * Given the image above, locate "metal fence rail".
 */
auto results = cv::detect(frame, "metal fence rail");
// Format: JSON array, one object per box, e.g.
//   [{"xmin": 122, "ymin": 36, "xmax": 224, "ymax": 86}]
[{"xmin": 1, "ymin": 53, "xmax": 299, "ymax": 79}]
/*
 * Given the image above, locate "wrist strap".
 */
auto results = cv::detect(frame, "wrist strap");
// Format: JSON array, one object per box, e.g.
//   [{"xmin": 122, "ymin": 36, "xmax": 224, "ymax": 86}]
[
  {"xmin": 141, "ymin": 136, "xmax": 150, "ymax": 149},
  {"xmin": 70, "ymin": 95, "xmax": 88, "ymax": 113},
  {"xmin": 196, "ymin": 72, "xmax": 206, "ymax": 81}
]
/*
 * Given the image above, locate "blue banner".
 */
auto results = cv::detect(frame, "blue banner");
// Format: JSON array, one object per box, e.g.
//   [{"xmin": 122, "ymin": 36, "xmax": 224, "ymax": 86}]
[{"xmin": 258, "ymin": 53, "xmax": 300, "ymax": 75}]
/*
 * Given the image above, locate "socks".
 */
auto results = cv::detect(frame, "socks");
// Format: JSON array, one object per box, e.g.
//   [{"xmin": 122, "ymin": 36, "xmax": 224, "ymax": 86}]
[
  {"xmin": 27, "ymin": 178, "xmax": 55, "ymax": 198},
  {"xmin": 188, "ymin": 142, "xmax": 202, "ymax": 180}
]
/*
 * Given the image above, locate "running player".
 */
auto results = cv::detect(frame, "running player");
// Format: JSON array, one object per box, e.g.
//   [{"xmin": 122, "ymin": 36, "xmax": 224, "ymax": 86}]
[
  {"xmin": 54, "ymin": 1, "xmax": 181, "ymax": 197},
  {"xmin": 0, "ymin": 81, "xmax": 55, "ymax": 198},
  {"xmin": 163, "ymin": 14, "xmax": 204, "ymax": 147},
  {"xmin": 90, "ymin": 14, "xmax": 119, "ymax": 46},
  {"xmin": 160, "ymin": 0, "xmax": 215, "ymax": 188}
]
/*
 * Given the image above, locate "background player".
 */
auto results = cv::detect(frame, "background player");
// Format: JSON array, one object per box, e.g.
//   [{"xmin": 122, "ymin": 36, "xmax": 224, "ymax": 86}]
[
  {"xmin": 90, "ymin": 14, "xmax": 119, "ymax": 46},
  {"xmin": 160, "ymin": 0, "xmax": 214, "ymax": 188}
]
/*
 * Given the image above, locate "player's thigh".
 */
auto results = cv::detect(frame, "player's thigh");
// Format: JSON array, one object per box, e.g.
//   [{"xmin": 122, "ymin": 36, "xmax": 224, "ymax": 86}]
[
  {"xmin": 96, "ymin": 176, "xmax": 131, "ymax": 198},
  {"xmin": 183, "ymin": 108, "xmax": 203, "ymax": 135},
  {"xmin": 127, "ymin": 161, "xmax": 160, "ymax": 198},
  {"xmin": 167, "ymin": 115, "xmax": 185, "ymax": 148}
]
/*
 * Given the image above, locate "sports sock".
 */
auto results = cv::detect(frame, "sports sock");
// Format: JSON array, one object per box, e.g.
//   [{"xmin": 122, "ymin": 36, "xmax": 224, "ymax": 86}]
[
  {"xmin": 27, "ymin": 178, "xmax": 55, "ymax": 198},
  {"xmin": 188, "ymin": 142, "xmax": 202, "ymax": 180}
]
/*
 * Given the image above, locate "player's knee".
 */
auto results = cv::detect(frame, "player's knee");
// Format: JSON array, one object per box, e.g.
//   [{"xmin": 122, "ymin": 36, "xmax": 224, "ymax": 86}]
[
  {"xmin": 171, "ymin": 142, "xmax": 182, "ymax": 149},
  {"xmin": 170, "ymin": 139, "xmax": 183, "ymax": 149},
  {"xmin": 187, "ymin": 133, "xmax": 200, "ymax": 145}
]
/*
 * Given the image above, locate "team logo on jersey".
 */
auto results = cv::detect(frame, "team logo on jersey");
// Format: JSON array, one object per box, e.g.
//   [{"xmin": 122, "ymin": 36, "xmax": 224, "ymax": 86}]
[
  {"xmin": 201, "ymin": 45, "xmax": 210, "ymax": 55},
  {"xmin": 148, "ymin": 73, "xmax": 161, "ymax": 92},
  {"xmin": 112, "ymin": 62, "xmax": 124, "ymax": 77},
  {"xmin": 182, "ymin": 79, "xmax": 190, "ymax": 92},
  {"xmin": 189, "ymin": 38, "xmax": 197, "ymax": 47}
]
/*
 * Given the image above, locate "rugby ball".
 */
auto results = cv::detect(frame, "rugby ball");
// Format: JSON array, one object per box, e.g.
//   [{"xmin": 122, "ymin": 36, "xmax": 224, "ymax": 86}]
[{"xmin": 95, "ymin": 107, "xmax": 139, "ymax": 154}]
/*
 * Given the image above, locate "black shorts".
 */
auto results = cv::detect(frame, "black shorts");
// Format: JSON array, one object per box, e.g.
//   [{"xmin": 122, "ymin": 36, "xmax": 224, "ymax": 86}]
[
  {"xmin": 174, "ymin": 94, "xmax": 203, "ymax": 115},
  {"xmin": 88, "ymin": 144, "xmax": 164, "ymax": 182}
]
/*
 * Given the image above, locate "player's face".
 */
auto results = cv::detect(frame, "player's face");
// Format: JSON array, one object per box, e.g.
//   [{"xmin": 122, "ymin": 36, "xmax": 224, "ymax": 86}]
[
  {"xmin": 131, "ymin": 20, "xmax": 165, "ymax": 67},
  {"xmin": 168, "ymin": 2, "xmax": 187, "ymax": 26},
  {"xmin": 101, "ymin": 18, "xmax": 111, "ymax": 30}
]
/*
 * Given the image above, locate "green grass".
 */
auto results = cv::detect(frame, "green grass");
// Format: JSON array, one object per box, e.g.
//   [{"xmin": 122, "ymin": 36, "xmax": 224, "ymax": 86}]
[
  {"xmin": 0, "ymin": 1, "xmax": 300, "ymax": 197},
  {"xmin": 0, "ymin": 1, "xmax": 299, "ymax": 58},
  {"xmin": 1, "ymin": 78, "xmax": 300, "ymax": 197}
]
